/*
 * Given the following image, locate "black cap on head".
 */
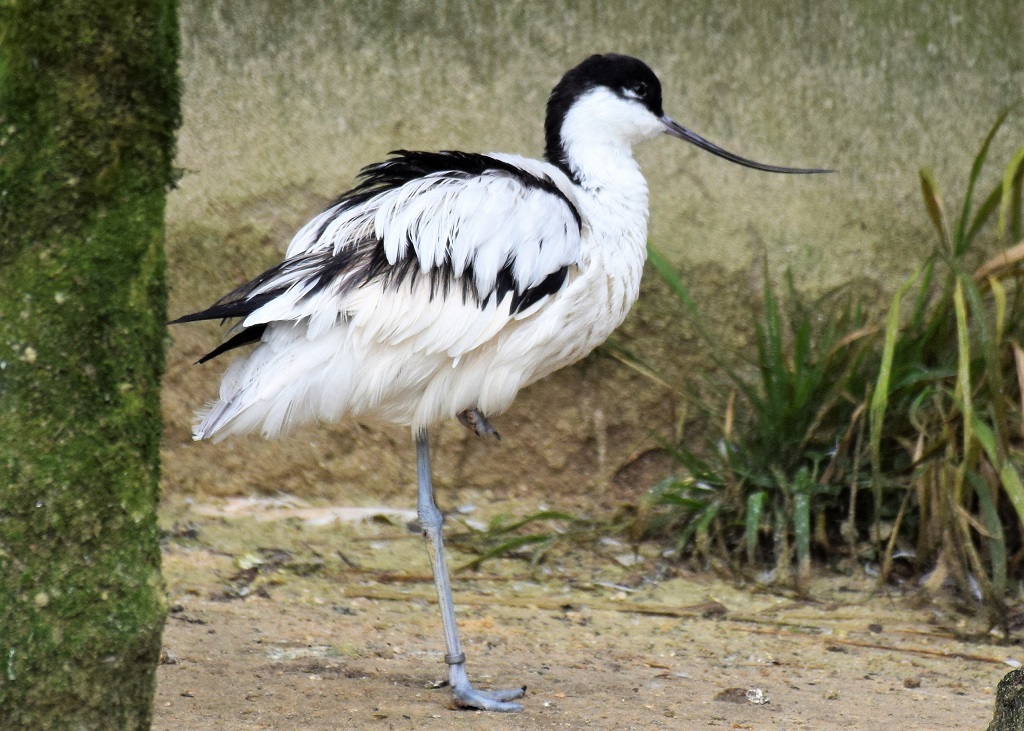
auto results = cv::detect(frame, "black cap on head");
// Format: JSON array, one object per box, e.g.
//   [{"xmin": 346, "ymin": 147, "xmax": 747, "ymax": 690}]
[{"xmin": 544, "ymin": 54, "xmax": 664, "ymax": 170}]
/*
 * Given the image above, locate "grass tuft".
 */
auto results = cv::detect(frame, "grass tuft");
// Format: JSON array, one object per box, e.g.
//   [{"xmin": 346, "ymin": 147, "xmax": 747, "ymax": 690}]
[{"xmin": 632, "ymin": 112, "xmax": 1024, "ymax": 618}]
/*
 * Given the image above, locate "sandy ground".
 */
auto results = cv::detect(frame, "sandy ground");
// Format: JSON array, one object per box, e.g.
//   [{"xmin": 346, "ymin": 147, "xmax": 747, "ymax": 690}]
[{"xmin": 152, "ymin": 497, "xmax": 1010, "ymax": 730}]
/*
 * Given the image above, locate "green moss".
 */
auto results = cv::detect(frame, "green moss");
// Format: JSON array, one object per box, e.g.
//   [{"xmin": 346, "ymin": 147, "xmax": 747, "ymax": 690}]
[
  {"xmin": 0, "ymin": 1, "xmax": 179, "ymax": 728},
  {"xmin": 988, "ymin": 668, "xmax": 1024, "ymax": 731}
]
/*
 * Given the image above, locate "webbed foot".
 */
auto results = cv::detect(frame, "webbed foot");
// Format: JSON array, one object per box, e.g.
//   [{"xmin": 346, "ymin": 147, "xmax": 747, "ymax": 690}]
[{"xmin": 448, "ymin": 663, "xmax": 525, "ymax": 712}]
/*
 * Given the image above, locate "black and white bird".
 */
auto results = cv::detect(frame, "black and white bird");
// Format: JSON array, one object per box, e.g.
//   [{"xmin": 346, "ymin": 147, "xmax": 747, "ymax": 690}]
[{"xmin": 173, "ymin": 53, "xmax": 829, "ymax": 712}]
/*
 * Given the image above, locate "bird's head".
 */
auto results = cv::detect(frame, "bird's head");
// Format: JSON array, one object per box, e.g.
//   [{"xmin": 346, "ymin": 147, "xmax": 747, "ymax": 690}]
[{"xmin": 544, "ymin": 53, "xmax": 832, "ymax": 180}]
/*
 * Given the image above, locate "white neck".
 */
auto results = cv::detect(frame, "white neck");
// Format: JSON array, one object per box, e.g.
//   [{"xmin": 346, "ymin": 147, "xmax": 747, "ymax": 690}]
[
  {"xmin": 557, "ymin": 87, "xmax": 662, "ymax": 193},
  {"xmin": 552, "ymin": 89, "xmax": 660, "ymax": 318},
  {"xmin": 557, "ymin": 90, "xmax": 653, "ymax": 237}
]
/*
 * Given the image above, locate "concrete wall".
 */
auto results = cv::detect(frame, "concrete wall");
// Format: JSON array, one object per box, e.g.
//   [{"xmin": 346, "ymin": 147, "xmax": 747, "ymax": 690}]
[{"xmin": 163, "ymin": 0, "xmax": 1024, "ymax": 508}]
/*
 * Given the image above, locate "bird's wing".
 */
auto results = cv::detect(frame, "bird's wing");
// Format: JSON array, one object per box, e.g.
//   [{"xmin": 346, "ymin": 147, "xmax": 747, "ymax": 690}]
[{"xmin": 173, "ymin": 151, "xmax": 584, "ymax": 360}]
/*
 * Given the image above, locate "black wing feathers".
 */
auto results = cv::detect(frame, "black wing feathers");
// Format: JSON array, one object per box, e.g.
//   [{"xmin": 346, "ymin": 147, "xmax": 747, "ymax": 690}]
[
  {"xmin": 173, "ymin": 150, "xmax": 580, "ymax": 364},
  {"xmin": 195, "ymin": 324, "xmax": 267, "ymax": 364},
  {"xmin": 347, "ymin": 150, "xmax": 582, "ymax": 230}
]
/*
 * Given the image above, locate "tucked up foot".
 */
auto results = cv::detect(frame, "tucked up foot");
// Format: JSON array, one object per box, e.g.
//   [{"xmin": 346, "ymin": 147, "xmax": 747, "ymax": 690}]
[
  {"xmin": 448, "ymin": 662, "xmax": 525, "ymax": 712},
  {"xmin": 457, "ymin": 408, "xmax": 501, "ymax": 440}
]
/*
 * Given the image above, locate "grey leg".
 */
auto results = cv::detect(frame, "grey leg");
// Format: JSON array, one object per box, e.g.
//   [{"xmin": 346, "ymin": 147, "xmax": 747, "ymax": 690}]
[{"xmin": 415, "ymin": 428, "xmax": 525, "ymax": 712}]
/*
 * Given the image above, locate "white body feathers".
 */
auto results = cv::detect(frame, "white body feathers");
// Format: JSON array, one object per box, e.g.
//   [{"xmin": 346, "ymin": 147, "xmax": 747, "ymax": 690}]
[{"xmin": 194, "ymin": 86, "xmax": 658, "ymax": 440}]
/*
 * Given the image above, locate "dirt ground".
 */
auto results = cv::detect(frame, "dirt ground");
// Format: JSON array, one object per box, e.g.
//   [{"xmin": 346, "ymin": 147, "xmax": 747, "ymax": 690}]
[{"xmin": 151, "ymin": 495, "xmax": 1011, "ymax": 731}]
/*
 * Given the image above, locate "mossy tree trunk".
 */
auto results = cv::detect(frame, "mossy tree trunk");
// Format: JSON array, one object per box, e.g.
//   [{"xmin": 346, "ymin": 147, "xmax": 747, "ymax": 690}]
[{"xmin": 0, "ymin": 1, "xmax": 179, "ymax": 728}]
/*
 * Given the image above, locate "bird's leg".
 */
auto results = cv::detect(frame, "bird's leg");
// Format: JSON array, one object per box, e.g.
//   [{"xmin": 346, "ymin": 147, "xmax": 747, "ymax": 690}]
[
  {"xmin": 456, "ymin": 408, "xmax": 501, "ymax": 440},
  {"xmin": 415, "ymin": 429, "xmax": 525, "ymax": 712}
]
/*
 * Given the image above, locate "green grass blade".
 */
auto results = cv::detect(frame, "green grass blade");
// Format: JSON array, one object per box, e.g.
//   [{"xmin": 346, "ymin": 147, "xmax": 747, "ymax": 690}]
[
  {"xmin": 964, "ymin": 183, "xmax": 1004, "ymax": 247},
  {"xmin": 678, "ymin": 503, "xmax": 720, "ymax": 551},
  {"xmin": 455, "ymin": 534, "xmax": 552, "ymax": 572},
  {"xmin": 647, "ymin": 244, "xmax": 700, "ymax": 317},
  {"xmin": 759, "ymin": 273, "xmax": 787, "ymax": 421},
  {"xmin": 948, "ymin": 279, "xmax": 976, "ymax": 561},
  {"xmin": 953, "ymin": 280, "xmax": 973, "ymax": 454},
  {"xmin": 991, "ymin": 275, "xmax": 1008, "ymax": 344},
  {"xmin": 954, "ymin": 109, "xmax": 1011, "ymax": 254},
  {"xmin": 920, "ymin": 169, "xmax": 952, "ymax": 252},
  {"xmin": 909, "ymin": 257, "xmax": 935, "ymax": 331},
  {"xmin": 1001, "ymin": 460, "xmax": 1024, "ymax": 540},
  {"xmin": 745, "ymin": 490, "xmax": 766, "ymax": 564},
  {"xmin": 602, "ymin": 338, "xmax": 680, "ymax": 394},
  {"xmin": 792, "ymin": 317, "xmax": 814, "ymax": 408},
  {"xmin": 969, "ymin": 416, "xmax": 1024, "ymax": 577},
  {"xmin": 957, "ymin": 270, "xmax": 1008, "ymax": 460},
  {"xmin": 973, "ymin": 416, "xmax": 1000, "ymax": 466},
  {"xmin": 870, "ymin": 269, "xmax": 921, "ymax": 475},
  {"xmin": 977, "ymin": 417, "xmax": 1024, "ymax": 540},
  {"xmin": 998, "ymin": 146, "xmax": 1024, "ymax": 238},
  {"xmin": 793, "ymin": 484, "xmax": 811, "ymax": 578},
  {"xmin": 967, "ymin": 470, "xmax": 1006, "ymax": 599}
]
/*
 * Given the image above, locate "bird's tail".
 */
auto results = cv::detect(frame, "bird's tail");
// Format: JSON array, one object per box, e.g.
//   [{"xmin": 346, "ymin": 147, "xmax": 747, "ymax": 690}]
[
  {"xmin": 190, "ymin": 322, "xmax": 358, "ymax": 442},
  {"xmin": 192, "ymin": 399, "xmax": 235, "ymax": 442}
]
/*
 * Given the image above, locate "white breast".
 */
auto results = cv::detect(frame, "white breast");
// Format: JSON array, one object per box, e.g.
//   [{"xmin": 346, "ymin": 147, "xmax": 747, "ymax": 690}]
[{"xmin": 414, "ymin": 156, "xmax": 651, "ymax": 425}]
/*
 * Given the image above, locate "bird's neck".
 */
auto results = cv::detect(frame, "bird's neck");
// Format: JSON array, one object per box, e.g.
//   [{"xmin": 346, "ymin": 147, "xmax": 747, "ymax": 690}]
[
  {"xmin": 565, "ymin": 139, "xmax": 648, "ymax": 199},
  {"xmin": 544, "ymin": 94, "xmax": 653, "ymax": 306},
  {"xmin": 561, "ymin": 135, "xmax": 650, "ymax": 242},
  {"xmin": 565, "ymin": 140, "xmax": 650, "ymax": 323},
  {"xmin": 551, "ymin": 101, "xmax": 651, "ymax": 225}
]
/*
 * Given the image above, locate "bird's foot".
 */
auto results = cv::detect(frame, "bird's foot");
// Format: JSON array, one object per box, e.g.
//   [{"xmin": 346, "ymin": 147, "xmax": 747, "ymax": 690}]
[
  {"xmin": 457, "ymin": 408, "xmax": 501, "ymax": 440},
  {"xmin": 447, "ymin": 661, "xmax": 524, "ymax": 712},
  {"xmin": 451, "ymin": 681, "xmax": 526, "ymax": 712}
]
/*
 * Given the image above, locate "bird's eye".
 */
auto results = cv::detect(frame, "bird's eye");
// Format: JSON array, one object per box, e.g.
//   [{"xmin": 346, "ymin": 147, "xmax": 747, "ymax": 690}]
[{"xmin": 632, "ymin": 82, "xmax": 648, "ymax": 98}]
